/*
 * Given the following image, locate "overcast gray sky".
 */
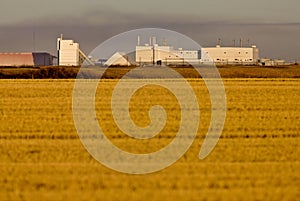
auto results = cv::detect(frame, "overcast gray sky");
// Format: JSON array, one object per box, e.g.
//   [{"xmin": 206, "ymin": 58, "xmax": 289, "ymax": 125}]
[{"xmin": 1, "ymin": 0, "xmax": 299, "ymax": 61}]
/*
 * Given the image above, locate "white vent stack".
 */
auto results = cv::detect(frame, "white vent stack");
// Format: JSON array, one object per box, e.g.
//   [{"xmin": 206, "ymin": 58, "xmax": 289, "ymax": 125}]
[
  {"xmin": 137, "ymin": 35, "xmax": 140, "ymax": 46},
  {"xmin": 152, "ymin": 37, "xmax": 157, "ymax": 45},
  {"xmin": 162, "ymin": 38, "xmax": 167, "ymax": 46}
]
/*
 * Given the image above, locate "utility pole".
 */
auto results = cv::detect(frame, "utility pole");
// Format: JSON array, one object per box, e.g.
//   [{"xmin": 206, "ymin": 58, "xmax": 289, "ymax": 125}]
[
  {"xmin": 152, "ymin": 45, "xmax": 155, "ymax": 65},
  {"xmin": 33, "ymin": 31, "xmax": 36, "ymax": 52}
]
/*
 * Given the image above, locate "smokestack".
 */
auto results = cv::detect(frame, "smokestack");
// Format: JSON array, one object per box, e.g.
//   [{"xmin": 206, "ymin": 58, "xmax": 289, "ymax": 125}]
[
  {"xmin": 218, "ymin": 38, "xmax": 221, "ymax": 46},
  {"xmin": 137, "ymin": 35, "xmax": 140, "ymax": 46},
  {"xmin": 240, "ymin": 38, "xmax": 243, "ymax": 47},
  {"xmin": 152, "ymin": 37, "xmax": 157, "ymax": 45},
  {"xmin": 162, "ymin": 38, "xmax": 167, "ymax": 46}
]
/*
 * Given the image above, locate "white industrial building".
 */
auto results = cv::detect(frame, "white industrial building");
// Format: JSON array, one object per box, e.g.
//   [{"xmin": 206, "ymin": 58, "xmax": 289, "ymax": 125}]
[
  {"xmin": 135, "ymin": 37, "xmax": 200, "ymax": 66},
  {"xmin": 136, "ymin": 44, "xmax": 183, "ymax": 65},
  {"xmin": 174, "ymin": 49, "xmax": 199, "ymax": 64},
  {"xmin": 57, "ymin": 36, "xmax": 79, "ymax": 66},
  {"xmin": 57, "ymin": 35, "xmax": 93, "ymax": 66},
  {"xmin": 136, "ymin": 45, "xmax": 200, "ymax": 65},
  {"xmin": 201, "ymin": 45, "xmax": 259, "ymax": 64}
]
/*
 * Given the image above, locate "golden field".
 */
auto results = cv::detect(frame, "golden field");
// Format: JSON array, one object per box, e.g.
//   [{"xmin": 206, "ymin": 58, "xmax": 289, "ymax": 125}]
[{"xmin": 0, "ymin": 79, "xmax": 299, "ymax": 201}]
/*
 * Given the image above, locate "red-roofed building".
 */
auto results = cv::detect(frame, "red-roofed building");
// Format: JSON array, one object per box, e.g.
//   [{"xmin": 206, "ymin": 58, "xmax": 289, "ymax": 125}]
[{"xmin": 0, "ymin": 52, "xmax": 55, "ymax": 67}]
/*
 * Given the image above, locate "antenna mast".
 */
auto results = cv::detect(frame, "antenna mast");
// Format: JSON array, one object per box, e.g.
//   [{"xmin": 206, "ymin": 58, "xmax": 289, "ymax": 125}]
[{"xmin": 33, "ymin": 31, "xmax": 36, "ymax": 52}]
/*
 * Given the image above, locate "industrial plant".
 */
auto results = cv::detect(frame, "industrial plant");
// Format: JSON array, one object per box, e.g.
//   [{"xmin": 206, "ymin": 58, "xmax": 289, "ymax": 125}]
[
  {"xmin": 101, "ymin": 36, "xmax": 260, "ymax": 66},
  {"xmin": 0, "ymin": 35, "xmax": 289, "ymax": 67}
]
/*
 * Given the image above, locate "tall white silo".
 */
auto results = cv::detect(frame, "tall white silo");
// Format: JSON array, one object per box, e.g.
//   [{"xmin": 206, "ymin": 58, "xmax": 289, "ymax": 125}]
[{"xmin": 57, "ymin": 36, "xmax": 80, "ymax": 66}]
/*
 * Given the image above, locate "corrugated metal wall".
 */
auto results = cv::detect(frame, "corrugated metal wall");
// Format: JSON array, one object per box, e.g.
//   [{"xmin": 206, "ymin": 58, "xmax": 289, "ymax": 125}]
[{"xmin": 0, "ymin": 53, "xmax": 54, "ymax": 66}]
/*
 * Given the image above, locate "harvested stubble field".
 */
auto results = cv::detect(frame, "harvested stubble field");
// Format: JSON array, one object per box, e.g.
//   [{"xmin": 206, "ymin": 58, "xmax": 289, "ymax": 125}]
[
  {"xmin": 0, "ymin": 65, "xmax": 300, "ymax": 79},
  {"xmin": 0, "ymin": 78, "xmax": 299, "ymax": 201}
]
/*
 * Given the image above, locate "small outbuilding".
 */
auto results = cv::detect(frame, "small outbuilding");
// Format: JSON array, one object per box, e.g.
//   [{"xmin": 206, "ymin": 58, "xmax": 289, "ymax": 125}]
[{"xmin": 105, "ymin": 52, "xmax": 135, "ymax": 66}]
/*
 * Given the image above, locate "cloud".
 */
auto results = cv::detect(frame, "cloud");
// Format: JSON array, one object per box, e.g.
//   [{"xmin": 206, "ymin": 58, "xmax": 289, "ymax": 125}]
[{"xmin": 0, "ymin": 10, "xmax": 299, "ymax": 62}]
